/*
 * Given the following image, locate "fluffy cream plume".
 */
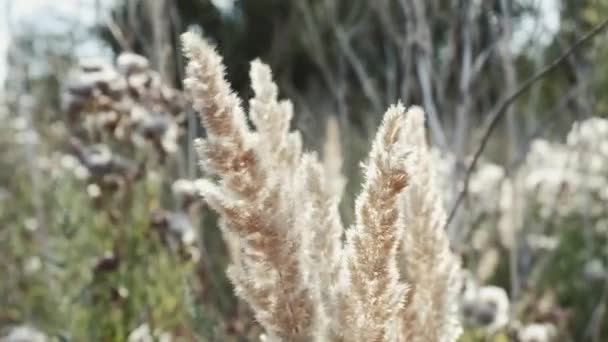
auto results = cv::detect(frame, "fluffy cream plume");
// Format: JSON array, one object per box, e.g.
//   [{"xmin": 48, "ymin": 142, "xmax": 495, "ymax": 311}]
[
  {"xmin": 182, "ymin": 33, "xmax": 250, "ymax": 175},
  {"xmin": 294, "ymin": 154, "xmax": 345, "ymax": 340},
  {"xmin": 337, "ymin": 103, "xmax": 411, "ymax": 342},
  {"xmin": 182, "ymin": 32, "xmax": 313, "ymax": 340},
  {"xmin": 399, "ymin": 106, "xmax": 462, "ymax": 342},
  {"xmin": 249, "ymin": 59, "xmax": 302, "ymax": 169},
  {"xmin": 322, "ymin": 116, "xmax": 346, "ymax": 198},
  {"xmin": 183, "ymin": 31, "xmax": 463, "ymax": 342}
]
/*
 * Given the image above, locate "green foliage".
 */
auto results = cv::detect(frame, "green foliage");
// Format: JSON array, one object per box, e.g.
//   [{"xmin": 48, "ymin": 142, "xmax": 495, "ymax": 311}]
[{"xmin": 1, "ymin": 158, "xmax": 195, "ymax": 340}]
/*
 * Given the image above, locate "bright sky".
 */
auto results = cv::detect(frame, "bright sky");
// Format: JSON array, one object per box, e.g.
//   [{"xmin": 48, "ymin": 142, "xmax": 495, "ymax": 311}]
[
  {"xmin": 0, "ymin": 0, "xmax": 9, "ymax": 91},
  {"xmin": 512, "ymin": 0, "xmax": 561, "ymax": 52},
  {"xmin": 0, "ymin": 0, "xmax": 114, "ymax": 92}
]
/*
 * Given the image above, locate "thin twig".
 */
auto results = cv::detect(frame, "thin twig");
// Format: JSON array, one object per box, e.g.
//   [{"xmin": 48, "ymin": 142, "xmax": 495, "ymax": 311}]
[
  {"xmin": 335, "ymin": 26, "xmax": 383, "ymax": 113},
  {"xmin": 104, "ymin": 17, "xmax": 131, "ymax": 52},
  {"xmin": 444, "ymin": 16, "xmax": 608, "ymax": 230}
]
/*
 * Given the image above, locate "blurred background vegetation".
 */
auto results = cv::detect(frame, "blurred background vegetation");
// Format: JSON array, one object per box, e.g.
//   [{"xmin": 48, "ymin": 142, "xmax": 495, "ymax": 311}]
[{"xmin": 1, "ymin": 0, "xmax": 608, "ymax": 341}]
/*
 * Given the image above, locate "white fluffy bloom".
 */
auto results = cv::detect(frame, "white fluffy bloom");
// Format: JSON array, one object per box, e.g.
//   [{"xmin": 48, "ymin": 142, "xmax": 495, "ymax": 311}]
[
  {"xmin": 517, "ymin": 323, "xmax": 556, "ymax": 342},
  {"xmin": 461, "ymin": 285, "xmax": 510, "ymax": 332},
  {"xmin": 2, "ymin": 325, "xmax": 47, "ymax": 342},
  {"xmin": 127, "ymin": 323, "xmax": 172, "ymax": 342},
  {"xmin": 469, "ymin": 162, "xmax": 505, "ymax": 217},
  {"xmin": 117, "ymin": 52, "xmax": 150, "ymax": 75},
  {"xmin": 524, "ymin": 118, "xmax": 608, "ymax": 218}
]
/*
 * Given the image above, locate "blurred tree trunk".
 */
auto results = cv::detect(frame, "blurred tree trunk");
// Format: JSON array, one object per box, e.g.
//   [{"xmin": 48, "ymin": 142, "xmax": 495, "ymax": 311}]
[{"xmin": 147, "ymin": 0, "xmax": 175, "ymax": 84}]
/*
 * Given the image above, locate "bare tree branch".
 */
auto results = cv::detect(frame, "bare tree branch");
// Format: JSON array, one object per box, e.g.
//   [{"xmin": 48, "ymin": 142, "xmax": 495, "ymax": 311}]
[
  {"xmin": 444, "ymin": 16, "xmax": 608, "ymax": 230},
  {"xmin": 104, "ymin": 17, "xmax": 131, "ymax": 51},
  {"xmin": 335, "ymin": 26, "xmax": 383, "ymax": 114}
]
